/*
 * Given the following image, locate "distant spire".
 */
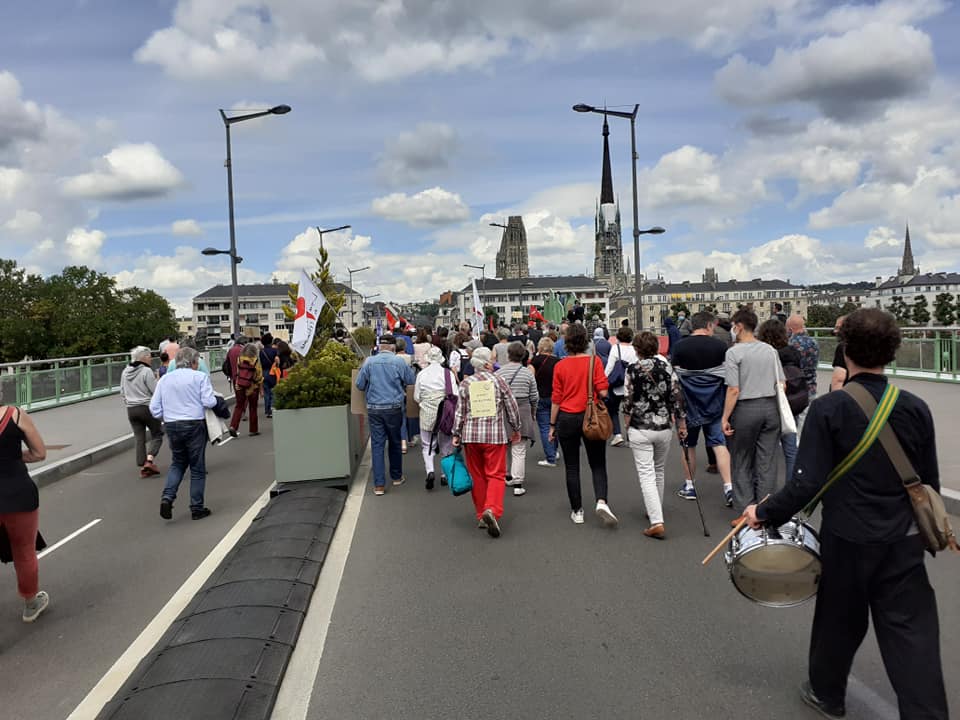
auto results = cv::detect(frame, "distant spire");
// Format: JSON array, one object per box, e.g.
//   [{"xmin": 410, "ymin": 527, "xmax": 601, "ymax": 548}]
[
  {"xmin": 600, "ymin": 114, "xmax": 614, "ymax": 205},
  {"xmin": 899, "ymin": 222, "xmax": 917, "ymax": 276}
]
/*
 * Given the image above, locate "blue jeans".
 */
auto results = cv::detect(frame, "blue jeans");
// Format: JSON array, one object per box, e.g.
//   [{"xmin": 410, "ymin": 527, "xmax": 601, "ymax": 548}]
[
  {"xmin": 162, "ymin": 420, "xmax": 207, "ymax": 511},
  {"xmin": 368, "ymin": 408, "xmax": 403, "ymax": 487},
  {"xmin": 606, "ymin": 393, "xmax": 623, "ymax": 436},
  {"xmin": 263, "ymin": 382, "xmax": 274, "ymax": 415},
  {"xmin": 781, "ymin": 432, "xmax": 798, "ymax": 483},
  {"xmin": 536, "ymin": 397, "xmax": 557, "ymax": 463}
]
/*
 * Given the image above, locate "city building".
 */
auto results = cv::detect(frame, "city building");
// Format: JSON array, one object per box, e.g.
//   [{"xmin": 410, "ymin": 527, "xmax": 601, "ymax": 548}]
[
  {"xmin": 457, "ymin": 275, "xmax": 610, "ymax": 327},
  {"xmin": 494, "ymin": 216, "xmax": 530, "ymax": 279},
  {"xmin": 192, "ymin": 281, "xmax": 363, "ymax": 347},
  {"xmin": 437, "ymin": 291, "xmax": 461, "ymax": 329},
  {"xmin": 177, "ymin": 316, "xmax": 195, "ymax": 338},
  {"xmin": 593, "ymin": 115, "xmax": 625, "ymax": 289}
]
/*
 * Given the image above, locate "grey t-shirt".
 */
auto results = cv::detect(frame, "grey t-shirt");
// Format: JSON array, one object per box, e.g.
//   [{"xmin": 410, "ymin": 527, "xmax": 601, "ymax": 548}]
[
  {"xmin": 494, "ymin": 342, "xmax": 511, "ymax": 365},
  {"xmin": 724, "ymin": 341, "xmax": 784, "ymax": 400}
]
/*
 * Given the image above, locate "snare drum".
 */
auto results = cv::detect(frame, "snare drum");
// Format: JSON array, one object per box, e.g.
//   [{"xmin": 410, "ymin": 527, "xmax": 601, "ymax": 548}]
[{"xmin": 723, "ymin": 518, "xmax": 821, "ymax": 607}]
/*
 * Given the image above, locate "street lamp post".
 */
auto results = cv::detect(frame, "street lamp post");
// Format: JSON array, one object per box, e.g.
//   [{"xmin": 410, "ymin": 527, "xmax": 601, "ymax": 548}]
[
  {"xmin": 463, "ymin": 262, "xmax": 487, "ymax": 296},
  {"xmin": 219, "ymin": 103, "xmax": 291, "ymax": 336},
  {"xmin": 573, "ymin": 103, "xmax": 665, "ymax": 331},
  {"xmin": 315, "ymin": 225, "xmax": 351, "ymax": 251},
  {"xmin": 347, "ymin": 265, "xmax": 369, "ymax": 289},
  {"xmin": 517, "ymin": 281, "xmax": 534, "ymax": 325}
]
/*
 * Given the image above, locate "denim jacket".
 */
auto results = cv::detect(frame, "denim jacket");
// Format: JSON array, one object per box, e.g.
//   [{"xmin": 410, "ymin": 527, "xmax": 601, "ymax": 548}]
[{"xmin": 356, "ymin": 352, "xmax": 416, "ymax": 410}]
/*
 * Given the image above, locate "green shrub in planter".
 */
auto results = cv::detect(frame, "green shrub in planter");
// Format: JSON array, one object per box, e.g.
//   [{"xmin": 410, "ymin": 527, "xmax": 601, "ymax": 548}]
[{"xmin": 273, "ymin": 339, "xmax": 360, "ymax": 410}]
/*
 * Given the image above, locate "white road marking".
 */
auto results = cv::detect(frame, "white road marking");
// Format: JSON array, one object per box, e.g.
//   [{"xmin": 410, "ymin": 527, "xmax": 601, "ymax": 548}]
[
  {"xmin": 65, "ymin": 483, "xmax": 273, "ymax": 720},
  {"xmin": 270, "ymin": 445, "xmax": 370, "ymax": 720},
  {"xmin": 38, "ymin": 519, "xmax": 102, "ymax": 559}
]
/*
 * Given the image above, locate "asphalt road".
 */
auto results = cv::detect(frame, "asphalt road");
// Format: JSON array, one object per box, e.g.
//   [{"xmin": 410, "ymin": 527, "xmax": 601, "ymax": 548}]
[
  {"xmin": 0, "ymin": 422, "xmax": 275, "ymax": 720},
  {"xmin": 307, "ymin": 436, "xmax": 959, "ymax": 720}
]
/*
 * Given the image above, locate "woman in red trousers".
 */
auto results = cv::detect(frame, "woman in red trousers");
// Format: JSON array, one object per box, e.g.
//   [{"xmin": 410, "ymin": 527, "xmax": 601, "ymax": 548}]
[
  {"xmin": 0, "ymin": 402, "xmax": 50, "ymax": 622},
  {"xmin": 452, "ymin": 347, "xmax": 521, "ymax": 538},
  {"xmin": 229, "ymin": 343, "xmax": 263, "ymax": 437}
]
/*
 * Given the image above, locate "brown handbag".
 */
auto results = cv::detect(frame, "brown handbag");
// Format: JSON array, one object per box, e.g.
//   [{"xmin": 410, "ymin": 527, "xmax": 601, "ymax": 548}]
[{"xmin": 582, "ymin": 348, "xmax": 613, "ymax": 441}]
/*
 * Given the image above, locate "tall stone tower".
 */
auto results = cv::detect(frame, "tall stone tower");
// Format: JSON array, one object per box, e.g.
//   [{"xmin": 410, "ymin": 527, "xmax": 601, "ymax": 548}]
[
  {"xmin": 495, "ymin": 216, "xmax": 530, "ymax": 279},
  {"xmin": 897, "ymin": 223, "xmax": 918, "ymax": 278},
  {"xmin": 594, "ymin": 115, "xmax": 623, "ymax": 282}
]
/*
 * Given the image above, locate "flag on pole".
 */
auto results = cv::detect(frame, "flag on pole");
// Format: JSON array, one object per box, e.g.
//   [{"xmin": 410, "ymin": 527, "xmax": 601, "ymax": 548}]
[
  {"xmin": 384, "ymin": 303, "xmax": 399, "ymax": 330},
  {"xmin": 375, "ymin": 315, "xmax": 383, "ymax": 341},
  {"xmin": 291, "ymin": 270, "xmax": 326, "ymax": 356},
  {"xmin": 470, "ymin": 277, "xmax": 483, "ymax": 336}
]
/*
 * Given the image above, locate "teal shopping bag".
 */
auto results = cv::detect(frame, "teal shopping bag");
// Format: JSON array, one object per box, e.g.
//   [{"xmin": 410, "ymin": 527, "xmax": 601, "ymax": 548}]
[{"xmin": 440, "ymin": 449, "xmax": 473, "ymax": 497}]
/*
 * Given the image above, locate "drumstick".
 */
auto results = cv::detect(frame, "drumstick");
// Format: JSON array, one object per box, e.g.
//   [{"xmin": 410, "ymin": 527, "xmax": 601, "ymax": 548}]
[{"xmin": 701, "ymin": 495, "xmax": 770, "ymax": 566}]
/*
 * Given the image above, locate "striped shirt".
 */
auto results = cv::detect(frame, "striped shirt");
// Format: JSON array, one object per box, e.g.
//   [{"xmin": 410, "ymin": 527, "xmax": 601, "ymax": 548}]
[{"xmin": 453, "ymin": 370, "xmax": 521, "ymax": 445}]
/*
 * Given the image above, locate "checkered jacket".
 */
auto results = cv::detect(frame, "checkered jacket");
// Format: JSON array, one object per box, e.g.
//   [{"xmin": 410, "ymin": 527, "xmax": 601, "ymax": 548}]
[{"xmin": 453, "ymin": 370, "xmax": 521, "ymax": 445}]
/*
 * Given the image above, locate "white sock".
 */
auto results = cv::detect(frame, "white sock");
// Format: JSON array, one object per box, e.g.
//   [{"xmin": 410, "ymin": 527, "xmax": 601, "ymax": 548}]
[
  {"xmin": 684, "ymin": 480, "xmax": 694, "ymax": 489},
  {"xmin": 723, "ymin": 482, "xmax": 733, "ymax": 491}
]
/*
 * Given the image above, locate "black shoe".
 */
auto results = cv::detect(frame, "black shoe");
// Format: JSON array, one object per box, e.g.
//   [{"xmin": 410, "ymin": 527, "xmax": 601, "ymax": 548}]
[
  {"xmin": 425, "ymin": 472, "xmax": 435, "ymax": 491},
  {"xmin": 265, "ymin": 413, "xmax": 273, "ymax": 418},
  {"xmin": 482, "ymin": 509, "xmax": 501, "ymax": 538},
  {"xmin": 440, "ymin": 475, "xmax": 448, "ymax": 486},
  {"xmin": 799, "ymin": 681, "xmax": 845, "ymax": 718},
  {"xmin": 228, "ymin": 428, "xmax": 238, "ymax": 438},
  {"xmin": 191, "ymin": 508, "xmax": 212, "ymax": 520},
  {"xmin": 249, "ymin": 431, "xmax": 260, "ymax": 436},
  {"xmin": 160, "ymin": 499, "xmax": 172, "ymax": 520}
]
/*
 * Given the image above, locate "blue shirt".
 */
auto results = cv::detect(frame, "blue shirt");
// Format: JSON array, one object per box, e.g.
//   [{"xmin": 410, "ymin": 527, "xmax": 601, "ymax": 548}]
[
  {"xmin": 554, "ymin": 336, "xmax": 567, "ymax": 359},
  {"xmin": 168, "ymin": 357, "xmax": 211, "ymax": 375},
  {"xmin": 150, "ymin": 368, "xmax": 218, "ymax": 421},
  {"xmin": 356, "ymin": 351, "xmax": 415, "ymax": 410}
]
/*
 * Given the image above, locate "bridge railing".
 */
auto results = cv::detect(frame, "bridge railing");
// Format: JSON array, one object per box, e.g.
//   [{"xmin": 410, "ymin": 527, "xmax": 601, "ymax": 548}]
[
  {"xmin": 808, "ymin": 327, "xmax": 959, "ymax": 383},
  {"xmin": 0, "ymin": 348, "xmax": 230, "ymax": 411}
]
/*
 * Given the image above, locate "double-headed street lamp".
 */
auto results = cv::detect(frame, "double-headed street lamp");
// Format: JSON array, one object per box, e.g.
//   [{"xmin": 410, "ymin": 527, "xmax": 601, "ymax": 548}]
[
  {"xmin": 218, "ymin": 103, "xmax": 291, "ymax": 336},
  {"xmin": 316, "ymin": 224, "xmax": 351, "ymax": 250},
  {"xmin": 347, "ymin": 265, "xmax": 370, "ymax": 289},
  {"xmin": 573, "ymin": 103, "xmax": 665, "ymax": 331}
]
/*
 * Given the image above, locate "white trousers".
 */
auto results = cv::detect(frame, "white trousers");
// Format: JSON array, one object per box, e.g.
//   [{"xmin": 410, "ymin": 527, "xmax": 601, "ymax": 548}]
[
  {"xmin": 421, "ymin": 429, "xmax": 454, "ymax": 475},
  {"xmin": 627, "ymin": 427, "xmax": 672, "ymax": 526},
  {"xmin": 510, "ymin": 440, "xmax": 528, "ymax": 482}
]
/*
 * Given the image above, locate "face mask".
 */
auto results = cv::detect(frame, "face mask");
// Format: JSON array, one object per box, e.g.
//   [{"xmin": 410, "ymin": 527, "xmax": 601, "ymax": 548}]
[{"xmin": 731, "ymin": 326, "xmax": 740, "ymax": 340}]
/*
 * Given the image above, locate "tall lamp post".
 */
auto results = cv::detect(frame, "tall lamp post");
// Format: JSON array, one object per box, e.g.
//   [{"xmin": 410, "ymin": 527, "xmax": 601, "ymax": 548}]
[
  {"xmin": 517, "ymin": 281, "xmax": 534, "ymax": 325},
  {"xmin": 573, "ymin": 103, "xmax": 665, "ymax": 330},
  {"xmin": 347, "ymin": 265, "xmax": 369, "ymax": 289},
  {"xmin": 201, "ymin": 247, "xmax": 243, "ymax": 339},
  {"xmin": 463, "ymin": 262, "xmax": 486, "ymax": 295},
  {"xmin": 219, "ymin": 104, "xmax": 291, "ymax": 336},
  {"xmin": 315, "ymin": 224, "xmax": 351, "ymax": 251}
]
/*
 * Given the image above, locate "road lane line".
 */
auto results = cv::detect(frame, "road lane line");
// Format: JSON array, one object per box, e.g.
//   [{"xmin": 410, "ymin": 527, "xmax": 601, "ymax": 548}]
[
  {"xmin": 37, "ymin": 519, "xmax": 102, "ymax": 559},
  {"xmin": 270, "ymin": 444, "xmax": 370, "ymax": 720},
  {"xmin": 65, "ymin": 482, "xmax": 272, "ymax": 720}
]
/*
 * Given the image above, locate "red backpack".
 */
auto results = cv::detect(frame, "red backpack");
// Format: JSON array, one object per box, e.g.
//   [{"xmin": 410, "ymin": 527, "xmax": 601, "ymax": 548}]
[{"xmin": 235, "ymin": 360, "xmax": 256, "ymax": 389}]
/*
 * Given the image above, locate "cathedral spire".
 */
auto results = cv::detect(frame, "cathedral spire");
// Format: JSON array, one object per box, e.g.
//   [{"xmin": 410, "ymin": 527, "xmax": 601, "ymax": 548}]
[
  {"xmin": 899, "ymin": 223, "xmax": 917, "ymax": 276},
  {"xmin": 600, "ymin": 114, "xmax": 614, "ymax": 205}
]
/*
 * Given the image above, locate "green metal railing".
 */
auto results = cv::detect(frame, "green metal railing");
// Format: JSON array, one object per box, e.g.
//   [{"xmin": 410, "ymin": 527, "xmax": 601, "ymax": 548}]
[
  {"xmin": 0, "ymin": 348, "xmax": 230, "ymax": 411},
  {"xmin": 808, "ymin": 328, "xmax": 959, "ymax": 383}
]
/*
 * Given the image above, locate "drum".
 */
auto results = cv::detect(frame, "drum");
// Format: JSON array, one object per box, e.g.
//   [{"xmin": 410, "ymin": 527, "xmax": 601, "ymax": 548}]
[{"xmin": 723, "ymin": 518, "xmax": 821, "ymax": 607}]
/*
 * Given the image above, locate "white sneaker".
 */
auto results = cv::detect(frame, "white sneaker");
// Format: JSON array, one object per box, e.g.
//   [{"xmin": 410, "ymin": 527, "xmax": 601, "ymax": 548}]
[
  {"xmin": 23, "ymin": 591, "xmax": 49, "ymax": 623},
  {"xmin": 505, "ymin": 477, "xmax": 524, "ymax": 487},
  {"xmin": 537, "ymin": 460, "xmax": 557, "ymax": 467},
  {"xmin": 596, "ymin": 501, "xmax": 619, "ymax": 528},
  {"xmin": 610, "ymin": 434, "xmax": 624, "ymax": 447},
  {"xmin": 513, "ymin": 486, "xmax": 526, "ymax": 496},
  {"xmin": 571, "ymin": 509, "xmax": 585, "ymax": 524}
]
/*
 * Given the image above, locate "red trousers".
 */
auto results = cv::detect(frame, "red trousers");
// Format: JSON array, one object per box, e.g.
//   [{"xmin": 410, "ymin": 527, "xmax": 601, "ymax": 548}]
[
  {"xmin": 464, "ymin": 443, "xmax": 507, "ymax": 520},
  {"xmin": 1, "ymin": 510, "xmax": 39, "ymax": 598},
  {"xmin": 230, "ymin": 389, "xmax": 260, "ymax": 434}
]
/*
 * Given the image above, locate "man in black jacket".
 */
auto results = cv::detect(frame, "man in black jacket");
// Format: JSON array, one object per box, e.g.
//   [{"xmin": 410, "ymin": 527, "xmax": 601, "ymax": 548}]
[{"xmin": 745, "ymin": 308, "xmax": 948, "ymax": 719}]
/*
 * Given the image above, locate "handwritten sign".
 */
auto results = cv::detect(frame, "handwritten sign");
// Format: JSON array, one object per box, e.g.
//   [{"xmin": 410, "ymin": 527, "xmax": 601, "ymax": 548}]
[{"xmin": 469, "ymin": 380, "xmax": 496, "ymax": 418}]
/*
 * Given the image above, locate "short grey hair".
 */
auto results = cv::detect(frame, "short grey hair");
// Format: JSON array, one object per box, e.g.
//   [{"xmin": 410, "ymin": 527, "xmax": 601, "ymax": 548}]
[
  {"xmin": 470, "ymin": 346, "xmax": 493, "ymax": 369},
  {"xmin": 507, "ymin": 341, "xmax": 526, "ymax": 363},
  {"xmin": 130, "ymin": 345, "xmax": 152, "ymax": 363},
  {"xmin": 175, "ymin": 346, "xmax": 200, "ymax": 368}
]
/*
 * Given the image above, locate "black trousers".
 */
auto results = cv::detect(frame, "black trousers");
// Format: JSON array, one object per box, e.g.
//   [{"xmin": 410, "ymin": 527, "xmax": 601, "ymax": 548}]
[
  {"xmin": 556, "ymin": 410, "xmax": 608, "ymax": 511},
  {"xmin": 810, "ymin": 531, "xmax": 948, "ymax": 719}
]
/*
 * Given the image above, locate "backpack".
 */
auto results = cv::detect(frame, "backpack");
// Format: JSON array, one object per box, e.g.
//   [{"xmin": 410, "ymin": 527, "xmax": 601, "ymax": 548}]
[
  {"xmin": 783, "ymin": 364, "xmax": 809, "ymax": 416},
  {"xmin": 221, "ymin": 355, "xmax": 232, "ymax": 378},
  {"xmin": 607, "ymin": 344, "xmax": 627, "ymax": 390},
  {"xmin": 456, "ymin": 349, "xmax": 474, "ymax": 381},
  {"xmin": 436, "ymin": 369, "xmax": 459, "ymax": 436},
  {"xmin": 235, "ymin": 359, "xmax": 256, "ymax": 389}
]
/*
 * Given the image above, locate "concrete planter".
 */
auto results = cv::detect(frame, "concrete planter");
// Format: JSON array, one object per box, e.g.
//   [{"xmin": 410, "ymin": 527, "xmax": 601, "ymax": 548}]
[{"xmin": 273, "ymin": 404, "xmax": 366, "ymax": 484}]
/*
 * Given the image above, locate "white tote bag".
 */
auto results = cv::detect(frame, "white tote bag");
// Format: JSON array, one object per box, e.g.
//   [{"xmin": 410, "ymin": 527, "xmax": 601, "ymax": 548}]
[{"xmin": 775, "ymin": 382, "xmax": 798, "ymax": 436}]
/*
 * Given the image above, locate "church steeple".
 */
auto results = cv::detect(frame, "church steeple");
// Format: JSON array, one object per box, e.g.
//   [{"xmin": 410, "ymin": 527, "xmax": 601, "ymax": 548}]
[
  {"xmin": 898, "ymin": 223, "xmax": 918, "ymax": 277},
  {"xmin": 600, "ymin": 114, "xmax": 614, "ymax": 205}
]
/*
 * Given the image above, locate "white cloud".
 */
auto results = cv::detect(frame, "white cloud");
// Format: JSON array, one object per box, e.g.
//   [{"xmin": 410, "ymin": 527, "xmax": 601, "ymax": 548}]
[
  {"xmin": 0, "ymin": 167, "xmax": 26, "ymax": 201},
  {"xmin": 371, "ymin": 187, "xmax": 470, "ymax": 226},
  {"xmin": 378, "ymin": 122, "xmax": 458, "ymax": 187},
  {"xmin": 716, "ymin": 23, "xmax": 935, "ymax": 119},
  {"xmin": 171, "ymin": 218, "xmax": 203, "ymax": 236},
  {"xmin": 3, "ymin": 208, "xmax": 42, "ymax": 233},
  {"xmin": 813, "ymin": 0, "xmax": 947, "ymax": 34},
  {"xmin": 64, "ymin": 227, "xmax": 106, "ymax": 265},
  {"xmin": 61, "ymin": 143, "xmax": 184, "ymax": 200},
  {"xmin": 864, "ymin": 225, "xmax": 902, "ymax": 250}
]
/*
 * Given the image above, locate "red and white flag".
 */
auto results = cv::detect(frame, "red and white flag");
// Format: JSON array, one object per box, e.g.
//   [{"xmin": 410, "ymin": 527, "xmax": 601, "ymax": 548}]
[
  {"xmin": 384, "ymin": 304, "xmax": 399, "ymax": 330},
  {"xmin": 291, "ymin": 270, "xmax": 326, "ymax": 355}
]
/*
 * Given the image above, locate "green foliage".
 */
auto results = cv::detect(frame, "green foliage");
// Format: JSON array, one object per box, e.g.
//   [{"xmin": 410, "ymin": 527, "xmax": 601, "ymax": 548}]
[
  {"xmin": 483, "ymin": 306, "xmax": 499, "ymax": 327},
  {"xmin": 587, "ymin": 303, "xmax": 605, "ymax": 321},
  {"xmin": 272, "ymin": 339, "xmax": 360, "ymax": 410},
  {"xmin": 933, "ymin": 293, "xmax": 956, "ymax": 325},
  {"xmin": 282, "ymin": 243, "xmax": 346, "ymax": 358},
  {"xmin": 911, "ymin": 294, "xmax": 930, "ymax": 326},
  {"xmin": 887, "ymin": 296, "xmax": 911, "ymax": 325},
  {"xmin": 0, "ymin": 259, "xmax": 176, "ymax": 362},
  {"xmin": 669, "ymin": 301, "xmax": 690, "ymax": 319},
  {"xmin": 351, "ymin": 326, "xmax": 376, "ymax": 347}
]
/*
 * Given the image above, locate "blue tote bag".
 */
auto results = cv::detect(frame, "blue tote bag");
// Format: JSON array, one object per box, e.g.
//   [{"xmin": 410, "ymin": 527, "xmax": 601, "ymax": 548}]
[{"xmin": 440, "ymin": 449, "xmax": 473, "ymax": 497}]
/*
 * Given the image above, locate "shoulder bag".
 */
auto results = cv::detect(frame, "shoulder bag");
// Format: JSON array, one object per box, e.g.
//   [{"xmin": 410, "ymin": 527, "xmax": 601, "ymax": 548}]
[
  {"xmin": 607, "ymin": 344, "xmax": 626, "ymax": 389},
  {"xmin": 774, "ymin": 351, "xmax": 798, "ymax": 436},
  {"xmin": 582, "ymin": 349, "xmax": 613, "ymax": 441},
  {"xmin": 803, "ymin": 382, "xmax": 957, "ymax": 554}
]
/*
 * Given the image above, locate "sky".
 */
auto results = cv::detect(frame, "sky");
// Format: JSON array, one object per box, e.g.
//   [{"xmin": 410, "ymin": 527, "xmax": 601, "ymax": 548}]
[{"xmin": 2, "ymin": 0, "xmax": 960, "ymax": 314}]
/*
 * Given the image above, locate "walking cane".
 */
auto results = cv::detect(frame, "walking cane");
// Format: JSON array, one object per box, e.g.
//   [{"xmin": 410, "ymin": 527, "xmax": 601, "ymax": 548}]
[{"xmin": 678, "ymin": 433, "xmax": 709, "ymax": 537}]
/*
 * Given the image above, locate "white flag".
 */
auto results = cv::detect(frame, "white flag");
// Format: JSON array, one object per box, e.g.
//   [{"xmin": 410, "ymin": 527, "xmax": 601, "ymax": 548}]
[
  {"xmin": 470, "ymin": 277, "xmax": 483, "ymax": 336},
  {"xmin": 291, "ymin": 270, "xmax": 327, "ymax": 355}
]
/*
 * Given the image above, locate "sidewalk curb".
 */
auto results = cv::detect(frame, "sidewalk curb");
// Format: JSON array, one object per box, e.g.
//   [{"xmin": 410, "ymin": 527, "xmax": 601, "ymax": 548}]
[{"xmin": 33, "ymin": 395, "xmax": 236, "ymax": 489}]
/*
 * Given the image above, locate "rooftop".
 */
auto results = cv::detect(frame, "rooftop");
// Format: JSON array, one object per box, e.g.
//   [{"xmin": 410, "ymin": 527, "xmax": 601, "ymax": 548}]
[
  {"xmin": 875, "ymin": 272, "xmax": 960, "ymax": 291},
  {"xmin": 194, "ymin": 283, "xmax": 290, "ymax": 299},
  {"xmin": 461, "ymin": 275, "xmax": 606, "ymax": 294},
  {"xmin": 642, "ymin": 278, "xmax": 802, "ymax": 294}
]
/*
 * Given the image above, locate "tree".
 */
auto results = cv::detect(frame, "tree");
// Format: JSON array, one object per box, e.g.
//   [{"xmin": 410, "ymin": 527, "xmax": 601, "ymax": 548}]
[
  {"xmin": 587, "ymin": 303, "xmax": 605, "ymax": 322},
  {"xmin": 669, "ymin": 301, "xmax": 690, "ymax": 319},
  {"xmin": 911, "ymin": 294, "xmax": 930, "ymax": 326},
  {"xmin": 887, "ymin": 295, "xmax": 911, "ymax": 325},
  {"xmin": 351, "ymin": 326, "xmax": 376, "ymax": 348},
  {"xmin": 483, "ymin": 306, "xmax": 499, "ymax": 328},
  {"xmin": 283, "ymin": 244, "xmax": 345, "ymax": 358},
  {"xmin": 934, "ymin": 293, "xmax": 956, "ymax": 325},
  {"xmin": 0, "ymin": 259, "xmax": 45, "ymax": 361}
]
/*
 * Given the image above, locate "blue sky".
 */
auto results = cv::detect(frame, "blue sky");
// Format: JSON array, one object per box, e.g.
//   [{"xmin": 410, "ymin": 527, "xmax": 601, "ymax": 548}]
[{"xmin": 2, "ymin": 0, "xmax": 960, "ymax": 312}]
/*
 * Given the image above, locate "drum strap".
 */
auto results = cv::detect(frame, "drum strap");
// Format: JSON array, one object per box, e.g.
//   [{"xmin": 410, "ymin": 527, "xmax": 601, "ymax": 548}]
[{"xmin": 801, "ymin": 383, "xmax": 898, "ymax": 516}]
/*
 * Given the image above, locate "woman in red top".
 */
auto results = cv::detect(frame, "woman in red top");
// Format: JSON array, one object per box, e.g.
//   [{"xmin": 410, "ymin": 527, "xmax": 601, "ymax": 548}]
[{"xmin": 548, "ymin": 324, "xmax": 617, "ymax": 527}]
